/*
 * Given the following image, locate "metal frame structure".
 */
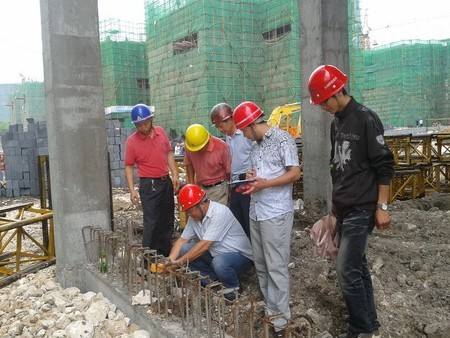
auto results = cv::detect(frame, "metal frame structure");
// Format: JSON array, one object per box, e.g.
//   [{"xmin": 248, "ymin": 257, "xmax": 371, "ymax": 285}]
[
  {"xmin": 0, "ymin": 155, "xmax": 54, "ymax": 287},
  {"xmin": 386, "ymin": 133, "xmax": 450, "ymax": 202},
  {"xmin": 0, "ymin": 203, "xmax": 55, "ymax": 286}
]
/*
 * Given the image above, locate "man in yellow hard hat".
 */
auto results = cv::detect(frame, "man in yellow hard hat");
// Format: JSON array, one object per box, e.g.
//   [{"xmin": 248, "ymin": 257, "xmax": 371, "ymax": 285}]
[{"xmin": 184, "ymin": 124, "xmax": 231, "ymax": 205}]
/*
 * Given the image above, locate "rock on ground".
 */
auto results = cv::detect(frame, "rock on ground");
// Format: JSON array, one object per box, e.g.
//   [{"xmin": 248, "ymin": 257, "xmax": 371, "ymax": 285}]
[{"xmin": 0, "ymin": 266, "xmax": 148, "ymax": 338}]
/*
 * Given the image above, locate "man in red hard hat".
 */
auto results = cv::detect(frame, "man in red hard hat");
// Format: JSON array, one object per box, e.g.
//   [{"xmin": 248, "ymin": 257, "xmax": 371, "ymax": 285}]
[
  {"xmin": 308, "ymin": 65, "xmax": 394, "ymax": 338},
  {"xmin": 168, "ymin": 184, "xmax": 253, "ymax": 301},
  {"xmin": 233, "ymin": 101, "xmax": 301, "ymax": 337},
  {"xmin": 210, "ymin": 103, "xmax": 253, "ymax": 238}
]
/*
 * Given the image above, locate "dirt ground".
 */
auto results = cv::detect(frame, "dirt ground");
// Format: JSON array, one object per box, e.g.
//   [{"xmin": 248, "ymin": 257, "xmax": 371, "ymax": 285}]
[
  {"xmin": 287, "ymin": 193, "xmax": 450, "ymax": 338},
  {"xmin": 2, "ymin": 190, "xmax": 449, "ymax": 337}
]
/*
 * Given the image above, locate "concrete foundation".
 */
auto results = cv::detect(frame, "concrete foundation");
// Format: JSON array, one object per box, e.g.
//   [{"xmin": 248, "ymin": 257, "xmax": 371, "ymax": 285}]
[{"xmin": 83, "ymin": 266, "xmax": 186, "ymax": 338}]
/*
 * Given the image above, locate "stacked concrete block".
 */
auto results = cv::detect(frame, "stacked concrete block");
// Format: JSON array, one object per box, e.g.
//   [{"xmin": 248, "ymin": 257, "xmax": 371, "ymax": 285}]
[
  {"xmin": 1, "ymin": 119, "xmax": 135, "ymax": 197},
  {"xmin": 1, "ymin": 120, "xmax": 42, "ymax": 197},
  {"xmin": 106, "ymin": 119, "xmax": 133, "ymax": 188}
]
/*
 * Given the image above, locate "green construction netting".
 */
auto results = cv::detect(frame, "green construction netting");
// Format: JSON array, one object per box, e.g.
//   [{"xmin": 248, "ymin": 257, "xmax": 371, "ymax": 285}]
[
  {"xmin": 348, "ymin": 0, "xmax": 449, "ymax": 128},
  {"xmin": 357, "ymin": 40, "xmax": 449, "ymax": 127},
  {"xmin": 0, "ymin": 84, "xmax": 19, "ymax": 122},
  {"xmin": 100, "ymin": 19, "xmax": 150, "ymax": 107},
  {"xmin": 1, "ymin": 2, "xmax": 447, "ymax": 131},
  {"xmin": 145, "ymin": 0, "xmax": 301, "ymax": 136},
  {"xmin": 348, "ymin": 0, "xmax": 365, "ymax": 102},
  {"xmin": 7, "ymin": 82, "xmax": 45, "ymax": 124}
]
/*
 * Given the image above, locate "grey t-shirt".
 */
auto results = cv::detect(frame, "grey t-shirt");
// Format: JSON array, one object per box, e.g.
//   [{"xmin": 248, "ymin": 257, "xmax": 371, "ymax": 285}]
[{"xmin": 182, "ymin": 201, "xmax": 253, "ymax": 260}]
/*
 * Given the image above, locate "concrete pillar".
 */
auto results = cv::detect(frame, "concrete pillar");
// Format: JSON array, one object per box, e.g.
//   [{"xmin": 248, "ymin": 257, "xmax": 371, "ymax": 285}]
[
  {"xmin": 299, "ymin": 0, "xmax": 349, "ymax": 213},
  {"xmin": 40, "ymin": 0, "xmax": 110, "ymax": 288}
]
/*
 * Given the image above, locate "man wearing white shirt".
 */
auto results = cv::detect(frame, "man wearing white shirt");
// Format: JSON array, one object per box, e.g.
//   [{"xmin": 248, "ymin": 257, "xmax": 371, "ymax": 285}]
[
  {"xmin": 168, "ymin": 184, "xmax": 253, "ymax": 301},
  {"xmin": 233, "ymin": 101, "xmax": 301, "ymax": 337}
]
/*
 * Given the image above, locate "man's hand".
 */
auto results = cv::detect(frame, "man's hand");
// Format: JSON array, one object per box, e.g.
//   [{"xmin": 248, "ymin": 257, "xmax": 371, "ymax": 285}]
[
  {"xmin": 130, "ymin": 190, "xmax": 140, "ymax": 205},
  {"xmin": 172, "ymin": 176, "xmax": 180, "ymax": 193},
  {"xmin": 246, "ymin": 169, "xmax": 256, "ymax": 180},
  {"xmin": 165, "ymin": 258, "xmax": 183, "ymax": 271},
  {"xmin": 375, "ymin": 209, "xmax": 390, "ymax": 230},
  {"xmin": 242, "ymin": 177, "xmax": 267, "ymax": 195}
]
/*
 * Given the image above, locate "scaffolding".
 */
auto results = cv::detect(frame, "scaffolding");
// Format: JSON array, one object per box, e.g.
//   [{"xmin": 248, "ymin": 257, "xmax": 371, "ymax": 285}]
[
  {"xmin": 100, "ymin": 19, "xmax": 150, "ymax": 107},
  {"xmin": 145, "ymin": 0, "xmax": 301, "ymax": 136}
]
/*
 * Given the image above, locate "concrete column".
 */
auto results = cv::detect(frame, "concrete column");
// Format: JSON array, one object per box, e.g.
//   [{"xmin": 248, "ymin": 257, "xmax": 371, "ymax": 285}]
[
  {"xmin": 299, "ymin": 0, "xmax": 349, "ymax": 213},
  {"xmin": 40, "ymin": 0, "xmax": 110, "ymax": 288}
]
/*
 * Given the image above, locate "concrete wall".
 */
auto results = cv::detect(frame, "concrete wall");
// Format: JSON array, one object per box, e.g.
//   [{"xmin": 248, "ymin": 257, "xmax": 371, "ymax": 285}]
[
  {"xmin": 299, "ymin": 0, "xmax": 349, "ymax": 213},
  {"xmin": 40, "ymin": 0, "xmax": 111, "ymax": 288}
]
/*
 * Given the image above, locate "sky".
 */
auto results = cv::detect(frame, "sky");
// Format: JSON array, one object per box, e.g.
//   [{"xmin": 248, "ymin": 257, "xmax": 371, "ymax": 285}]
[{"xmin": 0, "ymin": 0, "xmax": 449, "ymax": 84}]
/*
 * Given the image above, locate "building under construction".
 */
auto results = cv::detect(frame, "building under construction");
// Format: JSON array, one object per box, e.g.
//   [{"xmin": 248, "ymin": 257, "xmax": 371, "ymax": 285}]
[
  {"xmin": 1, "ymin": 1, "xmax": 450, "ymax": 338},
  {"xmin": 1, "ymin": 0, "xmax": 449, "ymax": 131},
  {"xmin": 145, "ymin": 0, "xmax": 301, "ymax": 136}
]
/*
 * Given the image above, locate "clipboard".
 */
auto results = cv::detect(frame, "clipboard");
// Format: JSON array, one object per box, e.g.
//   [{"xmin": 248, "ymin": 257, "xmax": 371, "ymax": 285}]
[{"xmin": 228, "ymin": 178, "xmax": 256, "ymax": 185}]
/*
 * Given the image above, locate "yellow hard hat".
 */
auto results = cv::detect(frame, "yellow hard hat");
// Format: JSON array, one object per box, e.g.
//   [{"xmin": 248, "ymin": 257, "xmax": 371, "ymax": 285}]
[{"xmin": 185, "ymin": 124, "xmax": 210, "ymax": 152}]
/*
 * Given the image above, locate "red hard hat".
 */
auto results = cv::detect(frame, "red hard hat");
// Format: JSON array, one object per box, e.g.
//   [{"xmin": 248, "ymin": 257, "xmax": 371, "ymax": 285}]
[
  {"xmin": 233, "ymin": 101, "xmax": 264, "ymax": 129},
  {"xmin": 210, "ymin": 103, "xmax": 233, "ymax": 125},
  {"xmin": 178, "ymin": 184, "xmax": 206, "ymax": 211},
  {"xmin": 308, "ymin": 65, "xmax": 348, "ymax": 105}
]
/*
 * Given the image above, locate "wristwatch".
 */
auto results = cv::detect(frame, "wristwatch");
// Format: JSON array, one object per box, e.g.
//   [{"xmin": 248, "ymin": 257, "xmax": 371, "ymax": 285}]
[{"xmin": 377, "ymin": 202, "xmax": 389, "ymax": 211}]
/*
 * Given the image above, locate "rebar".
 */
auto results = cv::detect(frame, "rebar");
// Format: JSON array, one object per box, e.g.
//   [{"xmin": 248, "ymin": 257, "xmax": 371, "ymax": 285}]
[{"xmin": 82, "ymin": 215, "xmax": 315, "ymax": 337}]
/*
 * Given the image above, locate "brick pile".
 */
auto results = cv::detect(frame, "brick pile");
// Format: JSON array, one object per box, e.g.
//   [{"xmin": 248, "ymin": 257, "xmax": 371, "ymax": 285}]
[
  {"xmin": 1, "ymin": 119, "xmax": 134, "ymax": 197},
  {"xmin": 1, "ymin": 119, "xmax": 48, "ymax": 197}
]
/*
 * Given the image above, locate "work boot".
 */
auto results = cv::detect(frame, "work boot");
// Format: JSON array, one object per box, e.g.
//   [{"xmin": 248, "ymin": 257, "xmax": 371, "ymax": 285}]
[
  {"xmin": 222, "ymin": 287, "xmax": 240, "ymax": 303},
  {"xmin": 223, "ymin": 291, "xmax": 237, "ymax": 302}
]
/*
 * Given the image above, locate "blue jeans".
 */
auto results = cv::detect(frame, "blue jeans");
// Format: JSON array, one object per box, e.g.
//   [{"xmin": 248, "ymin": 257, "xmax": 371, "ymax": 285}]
[
  {"xmin": 180, "ymin": 242, "xmax": 252, "ymax": 289},
  {"xmin": 336, "ymin": 208, "xmax": 380, "ymax": 334}
]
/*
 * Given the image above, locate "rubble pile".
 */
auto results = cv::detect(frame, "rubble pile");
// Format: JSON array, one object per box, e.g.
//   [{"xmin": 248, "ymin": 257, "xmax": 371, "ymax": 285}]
[{"xmin": 0, "ymin": 267, "xmax": 150, "ymax": 338}]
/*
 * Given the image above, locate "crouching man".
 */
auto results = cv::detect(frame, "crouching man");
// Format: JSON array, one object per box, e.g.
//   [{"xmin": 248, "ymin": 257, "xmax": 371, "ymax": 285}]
[{"xmin": 168, "ymin": 184, "xmax": 253, "ymax": 300}]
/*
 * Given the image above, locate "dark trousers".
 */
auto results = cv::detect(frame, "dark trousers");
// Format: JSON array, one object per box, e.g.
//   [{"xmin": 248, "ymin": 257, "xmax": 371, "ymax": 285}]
[
  {"xmin": 139, "ymin": 177, "xmax": 174, "ymax": 257},
  {"xmin": 229, "ymin": 189, "xmax": 251, "ymax": 238},
  {"xmin": 336, "ymin": 207, "xmax": 380, "ymax": 334}
]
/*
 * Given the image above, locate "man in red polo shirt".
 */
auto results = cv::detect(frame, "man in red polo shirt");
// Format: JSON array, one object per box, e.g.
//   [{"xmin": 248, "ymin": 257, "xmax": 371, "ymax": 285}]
[
  {"xmin": 184, "ymin": 124, "xmax": 231, "ymax": 205},
  {"xmin": 125, "ymin": 104, "xmax": 179, "ymax": 257}
]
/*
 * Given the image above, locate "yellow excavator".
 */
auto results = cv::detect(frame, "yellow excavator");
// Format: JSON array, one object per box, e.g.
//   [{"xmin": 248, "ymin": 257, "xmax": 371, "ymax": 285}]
[{"xmin": 267, "ymin": 102, "xmax": 302, "ymax": 138}]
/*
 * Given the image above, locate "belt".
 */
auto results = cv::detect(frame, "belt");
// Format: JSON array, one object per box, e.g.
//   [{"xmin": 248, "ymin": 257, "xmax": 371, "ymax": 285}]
[
  {"xmin": 140, "ymin": 175, "xmax": 169, "ymax": 181},
  {"xmin": 202, "ymin": 180, "xmax": 224, "ymax": 188}
]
